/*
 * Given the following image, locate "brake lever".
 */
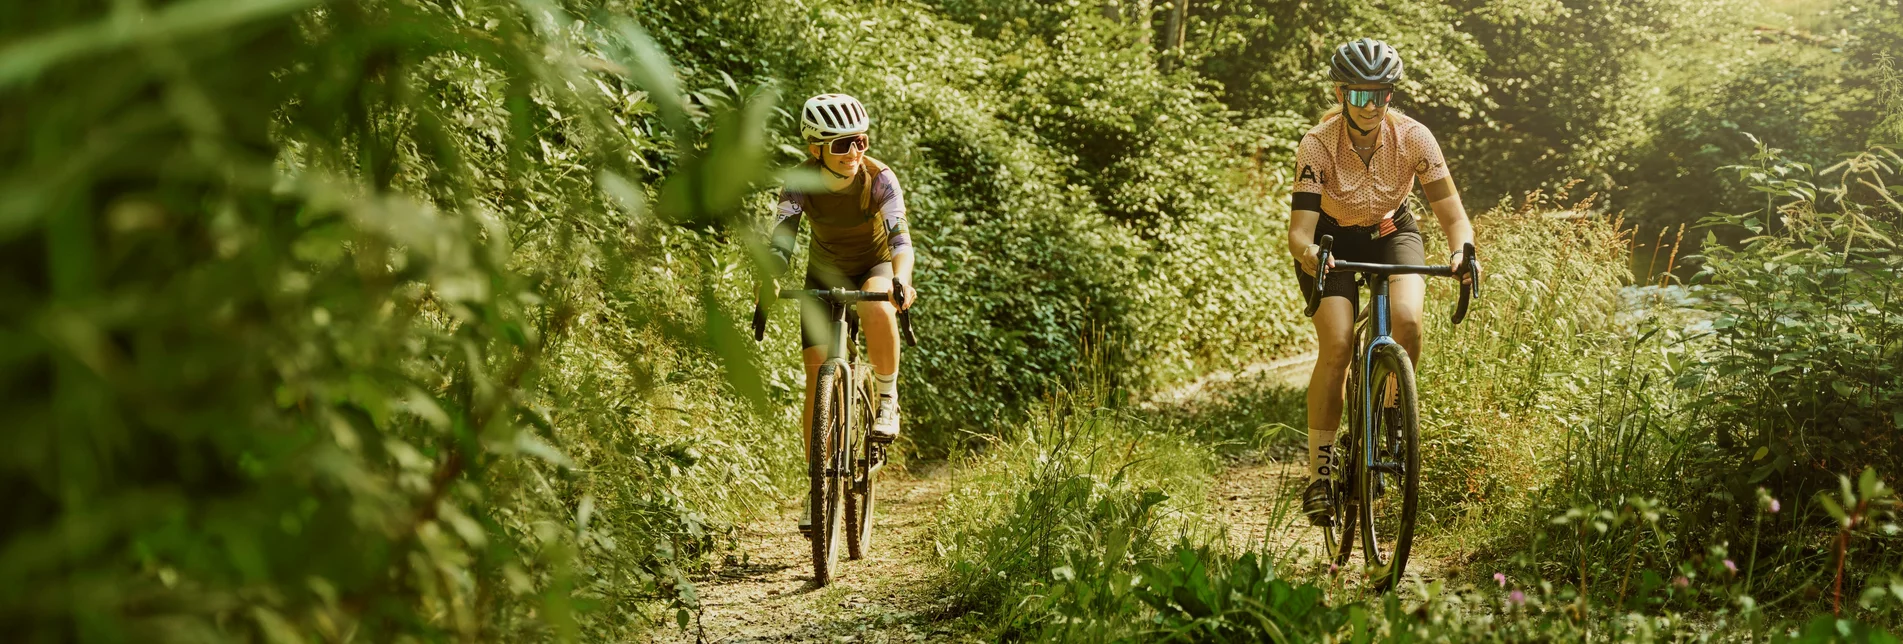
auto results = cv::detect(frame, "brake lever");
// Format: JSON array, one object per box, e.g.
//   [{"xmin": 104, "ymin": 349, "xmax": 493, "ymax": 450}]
[
  {"xmin": 1303, "ymin": 235, "xmax": 1334, "ymax": 318},
  {"xmin": 893, "ymin": 279, "xmax": 918, "ymax": 347}
]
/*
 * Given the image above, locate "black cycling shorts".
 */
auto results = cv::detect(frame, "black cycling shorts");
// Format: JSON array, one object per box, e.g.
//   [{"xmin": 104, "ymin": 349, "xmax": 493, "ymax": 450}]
[
  {"xmin": 1294, "ymin": 208, "xmax": 1425, "ymax": 315},
  {"xmin": 801, "ymin": 261, "xmax": 893, "ymax": 350}
]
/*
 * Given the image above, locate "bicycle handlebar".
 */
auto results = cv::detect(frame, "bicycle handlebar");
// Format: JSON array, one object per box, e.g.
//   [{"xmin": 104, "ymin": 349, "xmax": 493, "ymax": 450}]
[
  {"xmin": 1302, "ymin": 236, "xmax": 1481, "ymax": 325},
  {"xmin": 751, "ymin": 286, "xmax": 919, "ymax": 347}
]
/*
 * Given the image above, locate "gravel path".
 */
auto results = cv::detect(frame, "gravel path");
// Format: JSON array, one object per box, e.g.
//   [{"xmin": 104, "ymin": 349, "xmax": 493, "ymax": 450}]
[{"xmin": 660, "ymin": 461, "xmax": 975, "ymax": 643}]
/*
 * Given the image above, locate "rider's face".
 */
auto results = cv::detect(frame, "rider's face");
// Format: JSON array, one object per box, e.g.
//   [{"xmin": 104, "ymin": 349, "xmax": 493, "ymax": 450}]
[
  {"xmin": 1338, "ymin": 83, "xmax": 1391, "ymax": 130},
  {"xmin": 808, "ymin": 138, "xmax": 865, "ymax": 177}
]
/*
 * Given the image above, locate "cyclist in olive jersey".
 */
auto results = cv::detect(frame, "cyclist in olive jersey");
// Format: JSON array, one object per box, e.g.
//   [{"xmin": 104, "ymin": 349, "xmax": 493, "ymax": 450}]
[
  {"xmin": 1289, "ymin": 39, "xmax": 1479, "ymax": 524},
  {"xmin": 765, "ymin": 94, "xmax": 917, "ymax": 531}
]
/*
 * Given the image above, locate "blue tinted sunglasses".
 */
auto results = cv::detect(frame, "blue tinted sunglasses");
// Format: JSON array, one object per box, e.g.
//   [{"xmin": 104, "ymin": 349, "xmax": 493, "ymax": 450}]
[{"xmin": 1344, "ymin": 88, "xmax": 1394, "ymax": 108}]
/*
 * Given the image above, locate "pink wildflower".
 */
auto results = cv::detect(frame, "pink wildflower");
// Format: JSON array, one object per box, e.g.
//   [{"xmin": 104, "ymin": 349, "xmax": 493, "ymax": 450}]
[
  {"xmin": 1769, "ymin": 498, "xmax": 1780, "ymax": 513},
  {"xmin": 1723, "ymin": 559, "xmax": 1738, "ymax": 575},
  {"xmin": 1672, "ymin": 576, "xmax": 1690, "ymax": 589},
  {"xmin": 1509, "ymin": 590, "xmax": 1525, "ymax": 606},
  {"xmin": 1494, "ymin": 572, "xmax": 1507, "ymax": 588}
]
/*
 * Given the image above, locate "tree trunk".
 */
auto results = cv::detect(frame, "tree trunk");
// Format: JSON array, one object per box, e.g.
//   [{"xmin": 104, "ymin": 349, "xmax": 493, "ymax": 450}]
[
  {"xmin": 1136, "ymin": 0, "xmax": 1153, "ymax": 46},
  {"xmin": 1161, "ymin": 0, "xmax": 1188, "ymax": 70},
  {"xmin": 1164, "ymin": 0, "xmax": 1185, "ymax": 53}
]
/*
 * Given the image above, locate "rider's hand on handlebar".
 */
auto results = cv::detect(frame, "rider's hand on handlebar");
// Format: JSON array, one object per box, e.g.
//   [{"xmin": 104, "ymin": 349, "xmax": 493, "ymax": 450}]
[
  {"xmin": 894, "ymin": 278, "xmax": 917, "ymax": 311},
  {"xmin": 1296, "ymin": 244, "xmax": 1333, "ymax": 277},
  {"xmin": 1449, "ymin": 252, "xmax": 1479, "ymax": 286}
]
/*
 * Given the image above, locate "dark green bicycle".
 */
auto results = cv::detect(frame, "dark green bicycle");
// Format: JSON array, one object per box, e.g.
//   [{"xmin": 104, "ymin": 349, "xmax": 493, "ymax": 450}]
[{"xmin": 754, "ymin": 288, "xmax": 915, "ymax": 586}]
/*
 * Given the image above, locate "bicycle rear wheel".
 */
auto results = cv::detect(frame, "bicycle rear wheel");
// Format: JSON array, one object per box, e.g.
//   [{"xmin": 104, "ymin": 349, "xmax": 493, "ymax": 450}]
[
  {"xmin": 1320, "ymin": 440, "xmax": 1358, "ymax": 569},
  {"xmin": 845, "ymin": 368, "xmax": 875, "ymax": 560},
  {"xmin": 1358, "ymin": 343, "xmax": 1420, "ymax": 592},
  {"xmin": 809, "ymin": 363, "xmax": 849, "ymax": 586}
]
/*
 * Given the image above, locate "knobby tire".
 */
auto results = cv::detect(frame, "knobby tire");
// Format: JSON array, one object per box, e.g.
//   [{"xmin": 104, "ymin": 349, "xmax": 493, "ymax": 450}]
[
  {"xmin": 1360, "ymin": 343, "xmax": 1420, "ymax": 592},
  {"xmin": 809, "ymin": 364, "xmax": 848, "ymax": 586}
]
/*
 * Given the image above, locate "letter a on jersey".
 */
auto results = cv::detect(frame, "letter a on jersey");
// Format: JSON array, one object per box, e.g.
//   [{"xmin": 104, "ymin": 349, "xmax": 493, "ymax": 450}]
[{"xmin": 1299, "ymin": 163, "xmax": 1318, "ymax": 185}]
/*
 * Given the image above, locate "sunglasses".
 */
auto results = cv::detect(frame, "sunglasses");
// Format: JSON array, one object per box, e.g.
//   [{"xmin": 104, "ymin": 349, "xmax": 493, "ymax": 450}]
[
  {"xmin": 819, "ymin": 135, "xmax": 868, "ymax": 155},
  {"xmin": 1343, "ymin": 88, "xmax": 1394, "ymax": 108}
]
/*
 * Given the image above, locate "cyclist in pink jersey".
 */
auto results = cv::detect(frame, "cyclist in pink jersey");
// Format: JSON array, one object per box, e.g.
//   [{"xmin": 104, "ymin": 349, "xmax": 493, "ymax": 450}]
[{"xmin": 1288, "ymin": 39, "xmax": 1479, "ymax": 523}]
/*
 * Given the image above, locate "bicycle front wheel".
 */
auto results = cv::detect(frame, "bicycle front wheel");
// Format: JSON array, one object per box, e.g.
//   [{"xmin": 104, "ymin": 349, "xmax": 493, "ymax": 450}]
[
  {"xmin": 1359, "ymin": 343, "xmax": 1420, "ymax": 592},
  {"xmin": 809, "ymin": 363, "xmax": 849, "ymax": 586}
]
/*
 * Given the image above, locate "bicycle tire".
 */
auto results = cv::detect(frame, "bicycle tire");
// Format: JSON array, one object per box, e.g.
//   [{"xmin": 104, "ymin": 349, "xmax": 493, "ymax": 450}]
[
  {"xmin": 1321, "ymin": 450, "xmax": 1358, "ymax": 569},
  {"xmin": 845, "ymin": 369, "xmax": 874, "ymax": 560},
  {"xmin": 809, "ymin": 363, "xmax": 849, "ymax": 586},
  {"xmin": 1359, "ymin": 343, "xmax": 1420, "ymax": 592}
]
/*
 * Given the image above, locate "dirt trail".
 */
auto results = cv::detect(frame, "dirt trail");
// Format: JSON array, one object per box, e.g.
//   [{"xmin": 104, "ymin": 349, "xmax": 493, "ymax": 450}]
[
  {"xmin": 664, "ymin": 461, "xmax": 971, "ymax": 644},
  {"xmin": 673, "ymin": 351, "xmax": 1456, "ymax": 642}
]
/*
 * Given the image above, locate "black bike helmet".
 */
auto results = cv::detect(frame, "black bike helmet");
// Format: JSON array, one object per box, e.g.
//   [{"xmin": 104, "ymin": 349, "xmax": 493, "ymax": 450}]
[{"xmin": 1330, "ymin": 38, "xmax": 1404, "ymax": 85}]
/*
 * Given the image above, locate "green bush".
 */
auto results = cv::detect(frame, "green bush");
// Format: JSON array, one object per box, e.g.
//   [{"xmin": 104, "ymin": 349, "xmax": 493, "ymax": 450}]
[
  {"xmin": 1, "ymin": 1, "xmax": 791, "ymax": 639},
  {"xmin": 931, "ymin": 374, "xmax": 1221, "ymax": 637}
]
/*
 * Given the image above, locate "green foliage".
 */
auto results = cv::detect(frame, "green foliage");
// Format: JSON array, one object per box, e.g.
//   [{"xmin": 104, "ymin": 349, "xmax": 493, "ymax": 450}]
[
  {"xmin": 1, "ymin": 1, "xmax": 791, "ymax": 640},
  {"xmin": 931, "ymin": 374, "xmax": 1221, "ymax": 637},
  {"xmin": 1409, "ymin": 190, "xmax": 1634, "ymax": 525},
  {"xmin": 1666, "ymin": 146, "xmax": 1903, "ymax": 588},
  {"xmin": 1447, "ymin": 146, "xmax": 1902, "ymax": 624}
]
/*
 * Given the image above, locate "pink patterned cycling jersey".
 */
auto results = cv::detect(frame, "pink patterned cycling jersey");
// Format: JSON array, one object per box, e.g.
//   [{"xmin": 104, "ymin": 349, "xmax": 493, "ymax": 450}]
[{"xmin": 1292, "ymin": 111, "xmax": 1450, "ymax": 232}]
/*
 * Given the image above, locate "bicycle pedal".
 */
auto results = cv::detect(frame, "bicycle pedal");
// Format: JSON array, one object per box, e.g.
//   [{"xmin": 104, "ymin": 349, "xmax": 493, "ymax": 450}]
[{"xmin": 868, "ymin": 431, "xmax": 896, "ymax": 444}]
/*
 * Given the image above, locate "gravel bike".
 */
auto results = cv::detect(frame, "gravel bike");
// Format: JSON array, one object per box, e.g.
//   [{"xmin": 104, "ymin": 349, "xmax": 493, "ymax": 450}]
[
  {"xmin": 1303, "ymin": 235, "xmax": 1479, "ymax": 591},
  {"xmin": 753, "ymin": 287, "xmax": 916, "ymax": 586}
]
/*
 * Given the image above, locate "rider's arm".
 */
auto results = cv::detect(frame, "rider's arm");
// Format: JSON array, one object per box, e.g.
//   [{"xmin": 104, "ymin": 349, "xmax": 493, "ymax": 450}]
[
  {"xmin": 1409, "ymin": 126, "xmax": 1474, "ymax": 260},
  {"xmin": 874, "ymin": 170, "xmax": 914, "ymax": 283},
  {"xmin": 1288, "ymin": 134, "xmax": 1328, "ymax": 273},
  {"xmin": 1424, "ymin": 178, "xmax": 1474, "ymax": 260},
  {"xmin": 770, "ymin": 189, "xmax": 805, "ymax": 275}
]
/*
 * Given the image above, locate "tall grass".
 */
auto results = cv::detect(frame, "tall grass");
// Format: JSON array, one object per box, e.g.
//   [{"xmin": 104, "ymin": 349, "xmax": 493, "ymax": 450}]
[{"xmin": 931, "ymin": 363, "xmax": 1223, "ymax": 637}]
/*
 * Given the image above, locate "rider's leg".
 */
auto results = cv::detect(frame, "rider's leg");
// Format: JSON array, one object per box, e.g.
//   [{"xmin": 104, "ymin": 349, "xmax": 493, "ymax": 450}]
[
  {"xmin": 858, "ymin": 274, "xmax": 902, "ymax": 439},
  {"xmin": 1307, "ymin": 297, "xmax": 1357, "ymax": 484},
  {"xmin": 1385, "ymin": 274, "xmax": 1425, "ymax": 407},
  {"xmin": 857, "ymin": 274, "xmax": 900, "ymax": 379},
  {"xmin": 1387, "ymin": 274, "xmax": 1426, "ymax": 366}
]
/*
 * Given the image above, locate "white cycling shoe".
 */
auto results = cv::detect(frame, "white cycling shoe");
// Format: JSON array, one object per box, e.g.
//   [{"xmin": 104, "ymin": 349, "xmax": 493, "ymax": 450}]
[{"xmin": 870, "ymin": 395, "xmax": 900, "ymax": 443}]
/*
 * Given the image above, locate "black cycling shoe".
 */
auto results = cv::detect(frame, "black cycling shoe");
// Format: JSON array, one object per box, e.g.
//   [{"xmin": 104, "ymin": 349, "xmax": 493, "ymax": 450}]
[{"xmin": 1303, "ymin": 478, "xmax": 1335, "ymax": 526}]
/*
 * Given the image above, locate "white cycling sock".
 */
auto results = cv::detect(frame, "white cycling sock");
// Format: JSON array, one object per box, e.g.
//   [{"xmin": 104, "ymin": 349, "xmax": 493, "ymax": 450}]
[
  {"xmin": 874, "ymin": 370, "xmax": 898, "ymax": 399},
  {"xmin": 1307, "ymin": 427, "xmax": 1337, "ymax": 484}
]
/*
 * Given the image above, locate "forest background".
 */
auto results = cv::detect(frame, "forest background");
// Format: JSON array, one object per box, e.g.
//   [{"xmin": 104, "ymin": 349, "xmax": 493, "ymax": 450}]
[{"xmin": 3, "ymin": 0, "xmax": 1901, "ymax": 640}]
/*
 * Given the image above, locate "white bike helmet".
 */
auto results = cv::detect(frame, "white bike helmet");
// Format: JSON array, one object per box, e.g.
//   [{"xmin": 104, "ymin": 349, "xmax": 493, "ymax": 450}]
[{"xmin": 800, "ymin": 93, "xmax": 870, "ymax": 142}]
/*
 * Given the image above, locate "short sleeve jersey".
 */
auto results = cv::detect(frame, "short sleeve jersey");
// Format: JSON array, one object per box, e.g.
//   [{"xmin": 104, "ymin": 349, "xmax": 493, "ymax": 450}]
[
  {"xmin": 773, "ymin": 158, "xmax": 912, "ymax": 277},
  {"xmin": 1292, "ymin": 112, "xmax": 1450, "ymax": 231}
]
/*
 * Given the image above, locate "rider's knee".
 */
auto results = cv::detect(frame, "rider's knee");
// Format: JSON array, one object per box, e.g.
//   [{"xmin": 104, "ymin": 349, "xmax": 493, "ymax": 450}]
[
  {"xmin": 1313, "ymin": 343, "xmax": 1354, "ymax": 374},
  {"xmin": 860, "ymin": 301, "xmax": 894, "ymax": 323},
  {"xmin": 1391, "ymin": 313, "xmax": 1423, "ymax": 342}
]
